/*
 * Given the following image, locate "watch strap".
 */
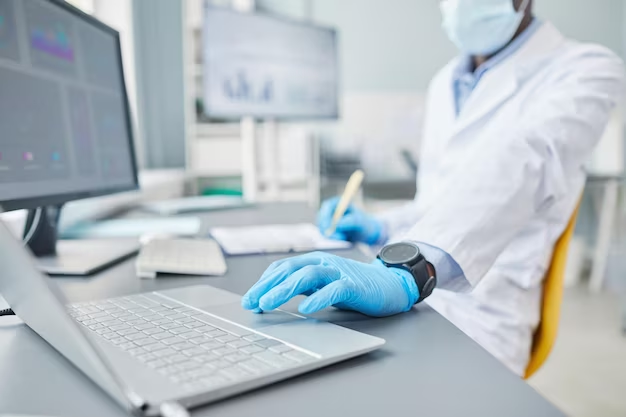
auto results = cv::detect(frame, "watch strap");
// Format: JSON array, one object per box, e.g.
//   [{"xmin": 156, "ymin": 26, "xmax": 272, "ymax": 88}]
[{"xmin": 409, "ymin": 257, "xmax": 437, "ymax": 303}]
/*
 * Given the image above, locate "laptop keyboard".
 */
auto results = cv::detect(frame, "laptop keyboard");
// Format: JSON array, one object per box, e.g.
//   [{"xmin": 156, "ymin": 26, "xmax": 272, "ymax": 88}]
[{"xmin": 67, "ymin": 293, "xmax": 317, "ymax": 392}]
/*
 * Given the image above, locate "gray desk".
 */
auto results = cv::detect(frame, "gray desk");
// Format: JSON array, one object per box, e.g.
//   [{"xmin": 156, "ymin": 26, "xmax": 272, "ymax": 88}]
[{"xmin": 0, "ymin": 203, "xmax": 564, "ymax": 417}]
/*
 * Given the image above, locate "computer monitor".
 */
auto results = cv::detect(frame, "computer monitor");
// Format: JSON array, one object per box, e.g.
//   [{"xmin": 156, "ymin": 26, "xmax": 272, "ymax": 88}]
[
  {"xmin": 0, "ymin": 0, "xmax": 139, "ymax": 275},
  {"xmin": 202, "ymin": 6, "xmax": 339, "ymax": 120}
]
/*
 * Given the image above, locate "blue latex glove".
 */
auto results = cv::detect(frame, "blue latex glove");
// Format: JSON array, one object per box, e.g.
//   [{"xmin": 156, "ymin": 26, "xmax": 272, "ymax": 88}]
[
  {"xmin": 241, "ymin": 252, "xmax": 419, "ymax": 317},
  {"xmin": 317, "ymin": 197, "xmax": 385, "ymax": 245}
]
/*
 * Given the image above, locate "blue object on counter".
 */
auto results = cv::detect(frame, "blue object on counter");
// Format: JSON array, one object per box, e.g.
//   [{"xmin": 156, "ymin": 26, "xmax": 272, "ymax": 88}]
[{"xmin": 61, "ymin": 217, "xmax": 202, "ymax": 239}]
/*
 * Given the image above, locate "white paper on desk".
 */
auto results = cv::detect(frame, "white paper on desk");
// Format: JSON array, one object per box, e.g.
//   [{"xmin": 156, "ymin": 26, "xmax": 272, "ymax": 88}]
[{"xmin": 210, "ymin": 223, "xmax": 352, "ymax": 255}]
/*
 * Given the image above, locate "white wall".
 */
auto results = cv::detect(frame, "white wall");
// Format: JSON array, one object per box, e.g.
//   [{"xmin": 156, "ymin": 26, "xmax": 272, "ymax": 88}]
[
  {"xmin": 536, "ymin": 0, "xmax": 624, "ymax": 59},
  {"xmin": 312, "ymin": 0, "xmax": 456, "ymax": 93}
]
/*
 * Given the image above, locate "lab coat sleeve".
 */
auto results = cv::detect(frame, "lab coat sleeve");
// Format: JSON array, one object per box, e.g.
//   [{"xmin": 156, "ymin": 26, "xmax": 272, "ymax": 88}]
[
  {"xmin": 404, "ymin": 47, "xmax": 625, "ymax": 289},
  {"xmin": 414, "ymin": 241, "xmax": 469, "ymax": 292}
]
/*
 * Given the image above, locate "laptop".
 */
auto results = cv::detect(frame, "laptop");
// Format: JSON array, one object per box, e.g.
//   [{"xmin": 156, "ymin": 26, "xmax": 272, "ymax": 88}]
[{"xmin": 0, "ymin": 222, "xmax": 384, "ymax": 416}]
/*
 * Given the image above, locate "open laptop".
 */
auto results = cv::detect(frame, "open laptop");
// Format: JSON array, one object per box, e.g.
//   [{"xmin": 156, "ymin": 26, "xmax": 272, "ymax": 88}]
[{"xmin": 0, "ymin": 221, "xmax": 384, "ymax": 416}]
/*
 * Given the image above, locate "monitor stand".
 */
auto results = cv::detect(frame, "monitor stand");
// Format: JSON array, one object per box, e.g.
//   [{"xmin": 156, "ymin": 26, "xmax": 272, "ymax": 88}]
[{"xmin": 24, "ymin": 205, "xmax": 140, "ymax": 276}]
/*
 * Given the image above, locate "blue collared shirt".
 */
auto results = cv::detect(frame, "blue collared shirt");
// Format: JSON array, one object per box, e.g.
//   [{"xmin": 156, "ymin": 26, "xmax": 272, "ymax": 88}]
[{"xmin": 453, "ymin": 19, "xmax": 541, "ymax": 115}]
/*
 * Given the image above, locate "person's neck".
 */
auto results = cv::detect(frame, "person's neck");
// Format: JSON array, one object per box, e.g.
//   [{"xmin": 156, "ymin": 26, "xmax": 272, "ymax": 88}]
[{"xmin": 471, "ymin": 14, "xmax": 533, "ymax": 71}]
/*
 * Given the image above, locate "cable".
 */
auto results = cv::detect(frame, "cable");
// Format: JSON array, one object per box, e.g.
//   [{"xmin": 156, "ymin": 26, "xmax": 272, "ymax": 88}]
[
  {"xmin": 23, "ymin": 207, "xmax": 42, "ymax": 246},
  {"xmin": 0, "ymin": 308, "xmax": 15, "ymax": 317}
]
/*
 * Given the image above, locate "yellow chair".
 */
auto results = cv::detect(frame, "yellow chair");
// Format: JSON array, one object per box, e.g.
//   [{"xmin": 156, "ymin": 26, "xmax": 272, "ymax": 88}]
[{"xmin": 524, "ymin": 202, "xmax": 581, "ymax": 379}]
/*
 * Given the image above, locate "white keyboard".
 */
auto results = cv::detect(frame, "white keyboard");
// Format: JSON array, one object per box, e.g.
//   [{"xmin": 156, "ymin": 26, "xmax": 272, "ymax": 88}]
[
  {"xmin": 68, "ymin": 294, "xmax": 316, "ymax": 393},
  {"xmin": 136, "ymin": 238, "xmax": 227, "ymax": 279}
]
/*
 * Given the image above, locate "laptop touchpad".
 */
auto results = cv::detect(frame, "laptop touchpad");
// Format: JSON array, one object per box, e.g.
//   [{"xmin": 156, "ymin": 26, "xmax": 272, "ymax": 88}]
[{"xmin": 200, "ymin": 302, "xmax": 306, "ymax": 330}]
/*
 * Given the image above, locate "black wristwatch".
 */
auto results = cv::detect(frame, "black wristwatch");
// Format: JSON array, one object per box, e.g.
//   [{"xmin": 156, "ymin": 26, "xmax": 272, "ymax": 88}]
[{"xmin": 377, "ymin": 242, "xmax": 437, "ymax": 304}]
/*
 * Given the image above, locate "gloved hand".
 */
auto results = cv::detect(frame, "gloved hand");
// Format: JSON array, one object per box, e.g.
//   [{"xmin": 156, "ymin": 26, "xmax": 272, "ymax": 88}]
[
  {"xmin": 317, "ymin": 197, "xmax": 385, "ymax": 245},
  {"xmin": 241, "ymin": 251, "xmax": 419, "ymax": 317}
]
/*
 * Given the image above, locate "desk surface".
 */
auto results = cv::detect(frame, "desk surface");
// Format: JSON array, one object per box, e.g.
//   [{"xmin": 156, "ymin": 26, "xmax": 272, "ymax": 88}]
[{"xmin": 0, "ymin": 203, "xmax": 564, "ymax": 417}]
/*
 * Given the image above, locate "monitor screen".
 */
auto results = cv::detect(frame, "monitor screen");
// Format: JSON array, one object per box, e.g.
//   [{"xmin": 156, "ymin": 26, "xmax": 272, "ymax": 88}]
[
  {"xmin": 202, "ymin": 7, "xmax": 339, "ymax": 120},
  {"xmin": 0, "ymin": 0, "xmax": 137, "ymax": 211}
]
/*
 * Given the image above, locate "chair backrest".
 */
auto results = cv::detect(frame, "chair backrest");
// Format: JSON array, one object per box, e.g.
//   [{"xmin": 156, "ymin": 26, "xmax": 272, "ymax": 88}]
[{"xmin": 524, "ymin": 202, "xmax": 581, "ymax": 379}]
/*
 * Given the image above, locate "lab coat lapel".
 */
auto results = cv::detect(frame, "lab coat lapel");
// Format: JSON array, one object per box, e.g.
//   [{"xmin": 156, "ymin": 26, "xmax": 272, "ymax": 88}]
[
  {"xmin": 451, "ymin": 22, "xmax": 566, "ymax": 136},
  {"xmin": 432, "ymin": 61, "xmax": 460, "ymax": 139}
]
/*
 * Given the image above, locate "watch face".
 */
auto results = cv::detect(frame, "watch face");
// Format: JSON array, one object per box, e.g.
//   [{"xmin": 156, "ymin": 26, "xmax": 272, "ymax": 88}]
[{"xmin": 380, "ymin": 242, "xmax": 420, "ymax": 264}]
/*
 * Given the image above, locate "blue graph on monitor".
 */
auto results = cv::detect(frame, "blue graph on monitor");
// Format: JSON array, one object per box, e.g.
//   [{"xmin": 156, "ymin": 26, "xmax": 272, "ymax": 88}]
[
  {"xmin": 30, "ymin": 23, "xmax": 74, "ymax": 62},
  {"xmin": 223, "ymin": 71, "xmax": 273, "ymax": 104}
]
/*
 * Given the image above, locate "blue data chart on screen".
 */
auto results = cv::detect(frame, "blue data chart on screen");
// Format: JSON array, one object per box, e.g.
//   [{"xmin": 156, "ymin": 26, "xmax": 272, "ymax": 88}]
[
  {"xmin": 30, "ymin": 23, "xmax": 74, "ymax": 60},
  {"xmin": 222, "ymin": 71, "xmax": 274, "ymax": 104},
  {"xmin": 24, "ymin": 0, "xmax": 78, "ymax": 77},
  {"xmin": 203, "ymin": 7, "xmax": 338, "ymax": 119}
]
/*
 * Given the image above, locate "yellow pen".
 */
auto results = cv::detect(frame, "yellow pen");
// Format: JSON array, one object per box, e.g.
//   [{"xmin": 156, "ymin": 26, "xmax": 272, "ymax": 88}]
[{"xmin": 325, "ymin": 169, "xmax": 365, "ymax": 237}]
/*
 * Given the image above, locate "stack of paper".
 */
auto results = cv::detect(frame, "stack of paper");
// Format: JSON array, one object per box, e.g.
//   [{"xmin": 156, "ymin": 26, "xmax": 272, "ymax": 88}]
[{"xmin": 210, "ymin": 223, "xmax": 352, "ymax": 255}]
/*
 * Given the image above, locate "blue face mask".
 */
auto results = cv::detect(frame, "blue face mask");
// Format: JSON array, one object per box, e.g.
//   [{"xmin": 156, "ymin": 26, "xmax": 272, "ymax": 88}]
[{"xmin": 440, "ymin": 0, "xmax": 529, "ymax": 56}]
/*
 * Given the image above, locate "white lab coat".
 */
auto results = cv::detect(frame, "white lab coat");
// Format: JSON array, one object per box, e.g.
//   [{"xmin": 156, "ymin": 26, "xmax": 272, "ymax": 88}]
[{"xmin": 378, "ymin": 22, "xmax": 625, "ymax": 375}]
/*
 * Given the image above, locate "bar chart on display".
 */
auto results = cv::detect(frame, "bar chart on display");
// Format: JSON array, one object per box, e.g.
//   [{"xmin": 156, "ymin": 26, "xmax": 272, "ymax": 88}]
[{"xmin": 202, "ymin": 6, "xmax": 338, "ymax": 120}]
